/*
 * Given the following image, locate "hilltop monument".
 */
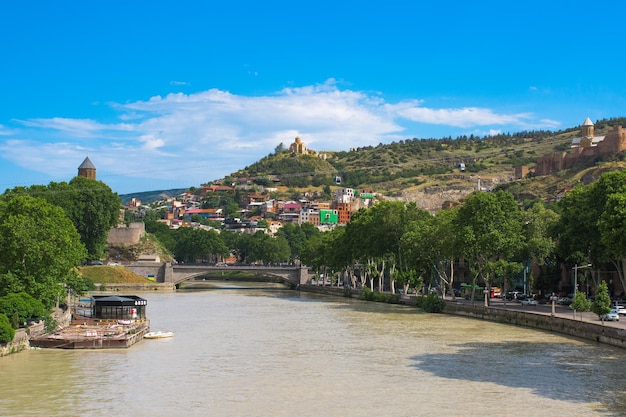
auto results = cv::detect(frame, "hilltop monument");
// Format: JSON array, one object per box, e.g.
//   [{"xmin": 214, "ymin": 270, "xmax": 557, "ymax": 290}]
[{"xmin": 289, "ymin": 136, "xmax": 307, "ymax": 154}]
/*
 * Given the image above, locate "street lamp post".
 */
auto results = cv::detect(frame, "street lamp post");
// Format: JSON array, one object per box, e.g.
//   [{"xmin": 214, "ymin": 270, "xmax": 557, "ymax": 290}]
[
  {"xmin": 550, "ymin": 292, "xmax": 557, "ymax": 317},
  {"xmin": 573, "ymin": 263, "xmax": 592, "ymax": 320}
]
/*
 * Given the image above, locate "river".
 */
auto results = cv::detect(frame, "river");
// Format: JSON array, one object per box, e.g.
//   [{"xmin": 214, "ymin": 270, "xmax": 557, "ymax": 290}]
[{"xmin": 2, "ymin": 287, "xmax": 626, "ymax": 417}]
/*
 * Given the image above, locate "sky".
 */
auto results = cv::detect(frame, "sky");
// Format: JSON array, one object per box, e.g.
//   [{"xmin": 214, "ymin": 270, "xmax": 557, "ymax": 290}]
[{"xmin": 1, "ymin": 1, "xmax": 625, "ymax": 195}]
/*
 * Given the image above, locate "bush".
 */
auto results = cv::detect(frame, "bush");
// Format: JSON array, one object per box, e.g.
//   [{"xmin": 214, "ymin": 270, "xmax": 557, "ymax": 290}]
[
  {"xmin": 44, "ymin": 315, "xmax": 57, "ymax": 333},
  {"xmin": 421, "ymin": 293, "xmax": 446, "ymax": 313},
  {"xmin": 359, "ymin": 287, "xmax": 375, "ymax": 301},
  {"xmin": 358, "ymin": 287, "xmax": 400, "ymax": 304},
  {"xmin": 0, "ymin": 313, "xmax": 15, "ymax": 343},
  {"xmin": 0, "ymin": 292, "xmax": 47, "ymax": 327}
]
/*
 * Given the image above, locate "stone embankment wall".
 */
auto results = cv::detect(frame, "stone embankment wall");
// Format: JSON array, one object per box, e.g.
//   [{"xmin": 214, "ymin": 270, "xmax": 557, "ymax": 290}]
[
  {"xmin": 0, "ymin": 329, "xmax": 29, "ymax": 357},
  {"xmin": 445, "ymin": 303, "xmax": 626, "ymax": 349}
]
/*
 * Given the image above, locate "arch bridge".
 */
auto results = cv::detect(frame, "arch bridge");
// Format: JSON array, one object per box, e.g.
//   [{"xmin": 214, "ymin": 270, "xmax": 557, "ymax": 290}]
[{"xmin": 125, "ymin": 262, "xmax": 313, "ymax": 287}]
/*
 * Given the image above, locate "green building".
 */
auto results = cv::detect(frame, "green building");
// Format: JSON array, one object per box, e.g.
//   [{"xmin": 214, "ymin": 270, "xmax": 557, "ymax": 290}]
[{"xmin": 320, "ymin": 209, "xmax": 338, "ymax": 224}]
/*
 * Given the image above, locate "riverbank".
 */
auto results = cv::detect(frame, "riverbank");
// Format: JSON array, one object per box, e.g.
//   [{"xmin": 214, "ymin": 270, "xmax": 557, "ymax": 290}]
[
  {"xmin": 297, "ymin": 284, "xmax": 626, "ymax": 350},
  {"xmin": 445, "ymin": 301, "xmax": 626, "ymax": 349}
]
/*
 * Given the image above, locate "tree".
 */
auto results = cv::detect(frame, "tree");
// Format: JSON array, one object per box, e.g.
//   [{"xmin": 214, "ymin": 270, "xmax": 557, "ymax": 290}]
[
  {"xmin": 522, "ymin": 202, "xmax": 558, "ymax": 266},
  {"xmin": 274, "ymin": 143, "xmax": 287, "ymax": 154},
  {"xmin": 570, "ymin": 291, "xmax": 591, "ymax": 321},
  {"xmin": 0, "ymin": 292, "xmax": 47, "ymax": 327},
  {"xmin": 554, "ymin": 171, "xmax": 626, "ymax": 294},
  {"xmin": 401, "ymin": 208, "xmax": 458, "ymax": 298},
  {"xmin": 222, "ymin": 231, "xmax": 254, "ymax": 263},
  {"xmin": 63, "ymin": 176, "xmax": 121, "ymax": 260},
  {"xmin": 598, "ymin": 192, "xmax": 626, "ymax": 296},
  {"xmin": 347, "ymin": 201, "xmax": 428, "ymax": 293},
  {"xmin": 252, "ymin": 234, "xmax": 291, "ymax": 265},
  {"xmin": 145, "ymin": 220, "xmax": 177, "ymax": 252},
  {"xmin": 592, "ymin": 281, "xmax": 612, "ymax": 322},
  {"xmin": 174, "ymin": 228, "xmax": 228, "ymax": 263},
  {"xmin": 275, "ymin": 223, "xmax": 319, "ymax": 262},
  {"xmin": 8, "ymin": 176, "xmax": 121, "ymax": 260},
  {"xmin": 0, "ymin": 195, "xmax": 87, "ymax": 308},
  {"xmin": 0, "ymin": 314, "xmax": 15, "ymax": 343},
  {"xmin": 454, "ymin": 191, "xmax": 524, "ymax": 305},
  {"xmin": 301, "ymin": 234, "xmax": 326, "ymax": 277}
]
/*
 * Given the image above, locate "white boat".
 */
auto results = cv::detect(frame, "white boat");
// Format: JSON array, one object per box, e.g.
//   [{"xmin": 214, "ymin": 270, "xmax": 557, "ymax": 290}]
[{"xmin": 144, "ymin": 331, "xmax": 174, "ymax": 339}]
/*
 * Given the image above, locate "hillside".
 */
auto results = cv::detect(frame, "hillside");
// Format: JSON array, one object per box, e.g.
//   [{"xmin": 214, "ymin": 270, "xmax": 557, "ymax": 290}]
[
  {"xmin": 125, "ymin": 117, "xmax": 626, "ymax": 209},
  {"xmin": 120, "ymin": 188, "xmax": 187, "ymax": 205},
  {"xmin": 231, "ymin": 117, "xmax": 626, "ymax": 209}
]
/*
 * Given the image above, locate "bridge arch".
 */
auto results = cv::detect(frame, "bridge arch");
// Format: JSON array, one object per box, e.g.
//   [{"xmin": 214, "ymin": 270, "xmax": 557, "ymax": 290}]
[{"xmin": 124, "ymin": 263, "xmax": 313, "ymax": 287}]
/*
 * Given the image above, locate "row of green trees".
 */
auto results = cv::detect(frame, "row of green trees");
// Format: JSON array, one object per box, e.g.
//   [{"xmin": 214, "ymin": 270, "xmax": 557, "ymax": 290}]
[
  {"xmin": 299, "ymin": 170, "xmax": 626, "ymax": 306},
  {"xmin": 0, "ymin": 177, "xmax": 120, "ymax": 341},
  {"xmin": 145, "ymin": 220, "xmax": 320, "ymax": 265}
]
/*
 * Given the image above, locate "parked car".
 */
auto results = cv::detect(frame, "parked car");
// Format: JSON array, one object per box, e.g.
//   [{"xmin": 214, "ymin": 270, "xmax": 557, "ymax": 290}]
[
  {"xmin": 557, "ymin": 297, "xmax": 573, "ymax": 306},
  {"xmin": 601, "ymin": 311, "xmax": 620, "ymax": 321},
  {"xmin": 520, "ymin": 298, "xmax": 538, "ymax": 306},
  {"xmin": 448, "ymin": 288, "xmax": 462, "ymax": 298},
  {"xmin": 611, "ymin": 304, "xmax": 626, "ymax": 315},
  {"xmin": 506, "ymin": 291, "xmax": 522, "ymax": 301}
]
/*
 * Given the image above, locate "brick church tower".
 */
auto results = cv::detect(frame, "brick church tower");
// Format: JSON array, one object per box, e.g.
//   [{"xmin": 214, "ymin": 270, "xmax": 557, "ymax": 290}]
[{"xmin": 78, "ymin": 156, "xmax": 96, "ymax": 180}]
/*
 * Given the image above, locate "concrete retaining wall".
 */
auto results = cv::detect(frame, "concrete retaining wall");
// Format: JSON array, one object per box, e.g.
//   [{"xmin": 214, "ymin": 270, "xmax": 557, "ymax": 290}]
[
  {"xmin": 0, "ymin": 329, "xmax": 29, "ymax": 357},
  {"xmin": 445, "ymin": 303, "xmax": 626, "ymax": 349}
]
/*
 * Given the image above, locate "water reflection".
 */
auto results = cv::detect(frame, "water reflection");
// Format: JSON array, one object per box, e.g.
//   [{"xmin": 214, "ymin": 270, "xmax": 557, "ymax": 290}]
[{"xmin": 412, "ymin": 341, "xmax": 622, "ymax": 402}]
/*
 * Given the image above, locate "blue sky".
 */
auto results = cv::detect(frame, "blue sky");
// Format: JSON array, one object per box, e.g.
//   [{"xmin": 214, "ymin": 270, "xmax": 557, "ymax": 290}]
[{"xmin": 1, "ymin": 1, "xmax": 625, "ymax": 195}]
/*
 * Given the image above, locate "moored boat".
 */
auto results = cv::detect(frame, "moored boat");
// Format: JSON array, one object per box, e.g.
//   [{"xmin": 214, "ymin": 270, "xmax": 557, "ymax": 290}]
[{"xmin": 144, "ymin": 331, "xmax": 174, "ymax": 339}]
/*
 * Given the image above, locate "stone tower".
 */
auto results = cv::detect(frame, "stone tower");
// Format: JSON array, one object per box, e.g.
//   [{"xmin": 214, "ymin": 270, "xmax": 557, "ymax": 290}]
[
  {"xmin": 581, "ymin": 117, "xmax": 594, "ymax": 138},
  {"xmin": 78, "ymin": 156, "xmax": 96, "ymax": 180}
]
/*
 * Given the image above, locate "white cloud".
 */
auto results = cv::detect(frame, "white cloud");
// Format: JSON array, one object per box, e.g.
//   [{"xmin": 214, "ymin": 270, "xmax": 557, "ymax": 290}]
[
  {"xmin": 0, "ymin": 124, "xmax": 15, "ymax": 136},
  {"xmin": 0, "ymin": 80, "xmax": 563, "ymax": 193},
  {"xmin": 392, "ymin": 105, "xmax": 535, "ymax": 128},
  {"xmin": 17, "ymin": 117, "xmax": 130, "ymax": 138}
]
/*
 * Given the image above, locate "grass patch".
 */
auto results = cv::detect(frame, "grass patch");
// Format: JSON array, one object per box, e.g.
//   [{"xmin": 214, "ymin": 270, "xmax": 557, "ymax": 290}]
[{"xmin": 79, "ymin": 266, "xmax": 152, "ymax": 284}]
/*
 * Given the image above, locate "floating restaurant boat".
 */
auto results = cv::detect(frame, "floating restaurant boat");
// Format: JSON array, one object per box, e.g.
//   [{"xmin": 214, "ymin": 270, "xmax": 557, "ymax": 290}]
[{"xmin": 30, "ymin": 295, "xmax": 151, "ymax": 349}]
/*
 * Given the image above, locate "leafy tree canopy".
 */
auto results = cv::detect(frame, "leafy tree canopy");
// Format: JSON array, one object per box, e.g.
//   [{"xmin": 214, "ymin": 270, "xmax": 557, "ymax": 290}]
[
  {"xmin": 0, "ymin": 195, "xmax": 87, "ymax": 307},
  {"xmin": 5, "ymin": 176, "xmax": 121, "ymax": 260}
]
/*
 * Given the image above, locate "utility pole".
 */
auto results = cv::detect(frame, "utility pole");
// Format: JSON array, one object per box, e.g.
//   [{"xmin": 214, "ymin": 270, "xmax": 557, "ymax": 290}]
[{"xmin": 573, "ymin": 263, "xmax": 592, "ymax": 320}]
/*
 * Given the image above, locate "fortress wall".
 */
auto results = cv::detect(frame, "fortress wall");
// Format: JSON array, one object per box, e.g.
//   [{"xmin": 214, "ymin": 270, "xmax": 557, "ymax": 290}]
[{"xmin": 107, "ymin": 223, "xmax": 146, "ymax": 246}]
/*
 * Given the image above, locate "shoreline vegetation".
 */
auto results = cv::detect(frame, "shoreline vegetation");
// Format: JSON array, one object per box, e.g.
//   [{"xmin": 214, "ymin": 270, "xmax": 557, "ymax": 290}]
[
  {"xmin": 89, "ymin": 276, "xmax": 626, "ymax": 351},
  {"xmin": 3, "ymin": 273, "xmax": 623, "ymax": 357}
]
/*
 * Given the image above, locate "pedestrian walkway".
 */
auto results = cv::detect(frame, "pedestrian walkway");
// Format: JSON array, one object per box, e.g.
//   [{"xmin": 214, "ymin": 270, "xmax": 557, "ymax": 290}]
[{"xmin": 447, "ymin": 296, "xmax": 626, "ymax": 330}]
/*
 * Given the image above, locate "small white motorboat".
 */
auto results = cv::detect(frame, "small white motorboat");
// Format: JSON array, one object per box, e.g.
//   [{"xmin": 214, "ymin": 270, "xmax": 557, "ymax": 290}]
[{"xmin": 144, "ymin": 331, "xmax": 174, "ymax": 339}]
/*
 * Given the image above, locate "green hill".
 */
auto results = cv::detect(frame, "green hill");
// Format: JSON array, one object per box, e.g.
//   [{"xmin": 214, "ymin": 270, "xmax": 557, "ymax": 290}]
[
  {"xmin": 119, "ymin": 188, "xmax": 187, "ymax": 205},
  {"xmin": 123, "ymin": 117, "xmax": 626, "ymax": 209},
  {"xmin": 232, "ymin": 117, "xmax": 626, "ymax": 208}
]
